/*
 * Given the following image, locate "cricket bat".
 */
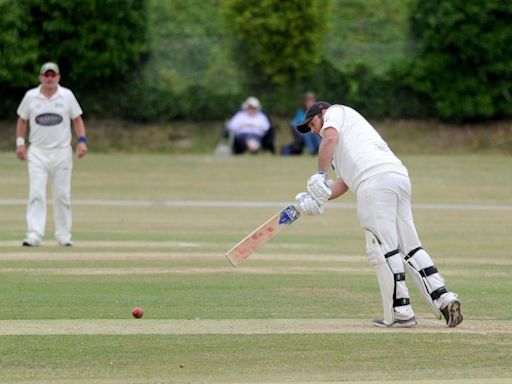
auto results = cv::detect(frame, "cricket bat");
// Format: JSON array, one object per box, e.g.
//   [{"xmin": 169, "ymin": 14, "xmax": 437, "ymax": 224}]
[{"xmin": 225, "ymin": 204, "xmax": 301, "ymax": 266}]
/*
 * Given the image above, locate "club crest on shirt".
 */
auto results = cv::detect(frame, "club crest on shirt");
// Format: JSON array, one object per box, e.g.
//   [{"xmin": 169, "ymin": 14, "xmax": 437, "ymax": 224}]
[{"xmin": 35, "ymin": 113, "xmax": 63, "ymax": 126}]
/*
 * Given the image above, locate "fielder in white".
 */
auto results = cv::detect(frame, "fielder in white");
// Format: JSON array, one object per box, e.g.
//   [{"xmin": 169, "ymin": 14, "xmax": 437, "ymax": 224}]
[
  {"xmin": 295, "ymin": 102, "xmax": 463, "ymax": 328},
  {"xmin": 16, "ymin": 62, "xmax": 88, "ymax": 247}
]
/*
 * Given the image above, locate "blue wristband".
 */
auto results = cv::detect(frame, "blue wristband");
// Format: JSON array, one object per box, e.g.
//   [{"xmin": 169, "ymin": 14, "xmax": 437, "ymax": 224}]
[{"xmin": 78, "ymin": 136, "xmax": 87, "ymax": 144}]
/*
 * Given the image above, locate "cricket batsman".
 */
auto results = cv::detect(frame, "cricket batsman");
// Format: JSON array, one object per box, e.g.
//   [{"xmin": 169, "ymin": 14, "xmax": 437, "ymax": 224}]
[
  {"xmin": 16, "ymin": 62, "xmax": 88, "ymax": 247},
  {"xmin": 294, "ymin": 101, "xmax": 463, "ymax": 328}
]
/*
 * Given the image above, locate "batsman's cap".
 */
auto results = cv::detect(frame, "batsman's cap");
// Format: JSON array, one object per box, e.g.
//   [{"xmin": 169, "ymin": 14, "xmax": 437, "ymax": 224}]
[
  {"xmin": 296, "ymin": 101, "xmax": 331, "ymax": 133},
  {"xmin": 242, "ymin": 96, "xmax": 261, "ymax": 110},
  {"xmin": 40, "ymin": 62, "xmax": 60, "ymax": 75}
]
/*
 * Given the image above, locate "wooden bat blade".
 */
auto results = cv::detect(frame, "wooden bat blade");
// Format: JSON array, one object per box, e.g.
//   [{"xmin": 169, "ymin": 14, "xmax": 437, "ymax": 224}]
[{"xmin": 225, "ymin": 204, "xmax": 300, "ymax": 266}]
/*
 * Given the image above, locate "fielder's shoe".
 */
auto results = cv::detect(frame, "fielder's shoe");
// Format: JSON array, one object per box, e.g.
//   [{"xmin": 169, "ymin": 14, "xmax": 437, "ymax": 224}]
[
  {"xmin": 58, "ymin": 241, "xmax": 73, "ymax": 247},
  {"xmin": 372, "ymin": 316, "xmax": 417, "ymax": 328},
  {"xmin": 441, "ymin": 299, "xmax": 463, "ymax": 328},
  {"xmin": 22, "ymin": 238, "xmax": 42, "ymax": 247}
]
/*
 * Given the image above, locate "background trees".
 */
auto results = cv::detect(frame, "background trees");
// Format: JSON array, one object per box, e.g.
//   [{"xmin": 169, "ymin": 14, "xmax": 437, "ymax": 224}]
[{"xmin": 0, "ymin": 0, "xmax": 510, "ymax": 122}]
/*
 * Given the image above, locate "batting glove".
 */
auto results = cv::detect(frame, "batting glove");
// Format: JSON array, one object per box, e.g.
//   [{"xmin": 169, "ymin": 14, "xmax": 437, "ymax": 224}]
[
  {"xmin": 307, "ymin": 173, "xmax": 332, "ymax": 205},
  {"xmin": 295, "ymin": 192, "xmax": 324, "ymax": 216}
]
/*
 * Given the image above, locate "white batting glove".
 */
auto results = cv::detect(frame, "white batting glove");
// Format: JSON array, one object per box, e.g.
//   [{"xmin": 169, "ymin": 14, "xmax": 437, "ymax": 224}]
[
  {"xmin": 307, "ymin": 173, "xmax": 332, "ymax": 205},
  {"xmin": 295, "ymin": 192, "xmax": 324, "ymax": 216}
]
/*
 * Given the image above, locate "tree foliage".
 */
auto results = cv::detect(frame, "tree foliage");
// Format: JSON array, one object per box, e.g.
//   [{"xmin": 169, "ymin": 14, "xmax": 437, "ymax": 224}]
[
  {"xmin": 406, "ymin": 0, "xmax": 512, "ymax": 120},
  {"xmin": 223, "ymin": 0, "xmax": 328, "ymax": 93},
  {"xmin": 0, "ymin": 1, "xmax": 39, "ymax": 88},
  {"xmin": 0, "ymin": 0, "xmax": 149, "ymax": 93}
]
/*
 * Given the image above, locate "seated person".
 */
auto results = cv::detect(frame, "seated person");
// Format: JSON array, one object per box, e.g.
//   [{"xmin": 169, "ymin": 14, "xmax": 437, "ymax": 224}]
[
  {"xmin": 291, "ymin": 91, "xmax": 321, "ymax": 155},
  {"xmin": 227, "ymin": 97, "xmax": 271, "ymax": 154}
]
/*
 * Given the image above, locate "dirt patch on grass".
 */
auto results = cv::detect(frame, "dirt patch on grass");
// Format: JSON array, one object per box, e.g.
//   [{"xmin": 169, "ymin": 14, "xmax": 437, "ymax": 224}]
[
  {"xmin": 0, "ymin": 266, "xmax": 373, "ymax": 275},
  {"xmin": 0, "ymin": 251, "xmax": 362, "ymax": 263},
  {"xmin": 0, "ymin": 252, "xmax": 220, "ymax": 261},
  {"xmin": 2, "ymin": 245, "xmax": 511, "ymax": 267},
  {"xmin": 0, "ymin": 319, "xmax": 511, "ymax": 336},
  {"xmin": 0, "ymin": 240, "xmax": 202, "ymax": 248},
  {"xmin": 6, "ymin": 379, "xmax": 512, "ymax": 384}
]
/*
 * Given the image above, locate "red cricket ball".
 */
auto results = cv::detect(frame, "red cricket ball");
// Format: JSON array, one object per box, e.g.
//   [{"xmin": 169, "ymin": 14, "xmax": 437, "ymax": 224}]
[{"xmin": 132, "ymin": 307, "xmax": 144, "ymax": 319}]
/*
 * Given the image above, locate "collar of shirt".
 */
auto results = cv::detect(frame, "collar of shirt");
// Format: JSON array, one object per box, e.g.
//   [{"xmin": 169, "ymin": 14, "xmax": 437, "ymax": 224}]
[{"xmin": 37, "ymin": 85, "xmax": 63, "ymax": 100}]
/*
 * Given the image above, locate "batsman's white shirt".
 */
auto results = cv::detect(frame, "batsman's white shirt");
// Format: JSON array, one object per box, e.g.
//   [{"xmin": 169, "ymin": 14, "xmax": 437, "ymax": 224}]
[
  {"xmin": 319, "ymin": 105, "xmax": 407, "ymax": 191},
  {"xmin": 17, "ymin": 85, "xmax": 83, "ymax": 149}
]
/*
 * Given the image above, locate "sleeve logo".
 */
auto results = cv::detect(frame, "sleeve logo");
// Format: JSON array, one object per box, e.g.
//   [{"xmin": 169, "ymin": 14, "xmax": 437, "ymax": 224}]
[{"xmin": 35, "ymin": 113, "xmax": 63, "ymax": 126}]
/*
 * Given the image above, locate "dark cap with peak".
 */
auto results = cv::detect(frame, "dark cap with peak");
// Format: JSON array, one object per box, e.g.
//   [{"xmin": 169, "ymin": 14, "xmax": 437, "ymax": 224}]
[{"xmin": 296, "ymin": 101, "xmax": 331, "ymax": 133}]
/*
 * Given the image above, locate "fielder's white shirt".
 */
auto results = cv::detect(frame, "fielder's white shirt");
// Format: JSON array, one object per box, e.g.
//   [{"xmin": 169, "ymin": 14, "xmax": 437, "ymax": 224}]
[
  {"xmin": 320, "ymin": 105, "xmax": 407, "ymax": 191},
  {"xmin": 227, "ymin": 110, "xmax": 270, "ymax": 137},
  {"xmin": 17, "ymin": 85, "xmax": 83, "ymax": 149}
]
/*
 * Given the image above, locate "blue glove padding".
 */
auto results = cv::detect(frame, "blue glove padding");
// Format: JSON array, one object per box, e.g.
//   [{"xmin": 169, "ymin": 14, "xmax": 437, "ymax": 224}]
[
  {"xmin": 295, "ymin": 192, "xmax": 324, "ymax": 216},
  {"xmin": 307, "ymin": 173, "xmax": 332, "ymax": 204}
]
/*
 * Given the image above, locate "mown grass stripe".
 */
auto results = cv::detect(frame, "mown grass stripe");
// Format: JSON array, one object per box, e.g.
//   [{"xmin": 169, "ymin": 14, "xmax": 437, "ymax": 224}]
[{"xmin": 1, "ymin": 199, "xmax": 511, "ymax": 211}]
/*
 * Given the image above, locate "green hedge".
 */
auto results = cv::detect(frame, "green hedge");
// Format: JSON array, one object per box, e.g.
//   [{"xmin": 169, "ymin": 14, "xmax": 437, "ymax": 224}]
[
  {"xmin": 402, "ymin": 0, "xmax": 512, "ymax": 121},
  {"xmin": 1, "ymin": 0, "xmax": 511, "ymax": 122},
  {"xmin": 0, "ymin": 0, "xmax": 149, "ymax": 118}
]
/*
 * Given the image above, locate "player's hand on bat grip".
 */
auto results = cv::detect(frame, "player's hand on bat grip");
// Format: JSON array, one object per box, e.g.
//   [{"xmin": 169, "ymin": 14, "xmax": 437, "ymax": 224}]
[
  {"xmin": 307, "ymin": 173, "xmax": 332, "ymax": 204},
  {"xmin": 295, "ymin": 192, "xmax": 324, "ymax": 216}
]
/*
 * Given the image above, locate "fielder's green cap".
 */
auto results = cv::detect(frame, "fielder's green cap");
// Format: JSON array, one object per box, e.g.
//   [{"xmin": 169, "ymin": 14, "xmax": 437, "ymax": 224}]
[{"xmin": 40, "ymin": 62, "xmax": 60, "ymax": 75}]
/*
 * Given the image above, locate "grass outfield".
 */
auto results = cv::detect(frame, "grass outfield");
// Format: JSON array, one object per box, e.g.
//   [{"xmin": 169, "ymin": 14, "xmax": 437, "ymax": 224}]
[{"xmin": 0, "ymin": 153, "xmax": 511, "ymax": 383}]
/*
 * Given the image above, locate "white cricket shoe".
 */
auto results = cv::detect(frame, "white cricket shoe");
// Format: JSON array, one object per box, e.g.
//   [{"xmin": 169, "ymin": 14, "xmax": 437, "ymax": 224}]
[
  {"xmin": 372, "ymin": 317, "xmax": 417, "ymax": 328},
  {"xmin": 441, "ymin": 299, "xmax": 463, "ymax": 328},
  {"xmin": 22, "ymin": 238, "xmax": 42, "ymax": 247}
]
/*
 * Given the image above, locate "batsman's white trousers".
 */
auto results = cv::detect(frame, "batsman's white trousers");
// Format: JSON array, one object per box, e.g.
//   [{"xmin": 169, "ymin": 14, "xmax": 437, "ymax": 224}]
[
  {"xmin": 357, "ymin": 172, "xmax": 422, "ymax": 257},
  {"xmin": 26, "ymin": 145, "xmax": 73, "ymax": 244},
  {"xmin": 357, "ymin": 172, "xmax": 424, "ymax": 320}
]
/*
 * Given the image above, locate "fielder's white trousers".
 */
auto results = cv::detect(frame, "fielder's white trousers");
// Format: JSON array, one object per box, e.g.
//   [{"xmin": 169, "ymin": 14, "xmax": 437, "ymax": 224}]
[{"xmin": 26, "ymin": 146, "xmax": 73, "ymax": 244}]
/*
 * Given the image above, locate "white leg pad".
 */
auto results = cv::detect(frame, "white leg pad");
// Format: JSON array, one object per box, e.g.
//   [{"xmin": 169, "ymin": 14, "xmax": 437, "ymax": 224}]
[
  {"xmin": 365, "ymin": 230, "xmax": 394, "ymax": 325},
  {"xmin": 404, "ymin": 262, "xmax": 442, "ymax": 319},
  {"xmin": 403, "ymin": 247, "xmax": 447, "ymax": 319}
]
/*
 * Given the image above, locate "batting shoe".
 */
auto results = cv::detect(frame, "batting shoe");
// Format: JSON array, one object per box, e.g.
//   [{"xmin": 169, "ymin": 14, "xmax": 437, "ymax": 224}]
[
  {"xmin": 22, "ymin": 238, "xmax": 42, "ymax": 247},
  {"xmin": 372, "ymin": 316, "xmax": 417, "ymax": 328},
  {"xmin": 58, "ymin": 241, "xmax": 73, "ymax": 247},
  {"xmin": 441, "ymin": 299, "xmax": 463, "ymax": 328}
]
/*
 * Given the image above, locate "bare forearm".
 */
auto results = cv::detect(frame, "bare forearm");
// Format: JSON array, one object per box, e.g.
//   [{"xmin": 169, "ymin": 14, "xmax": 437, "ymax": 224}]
[
  {"xmin": 329, "ymin": 179, "xmax": 349, "ymax": 200},
  {"xmin": 317, "ymin": 128, "xmax": 338, "ymax": 173},
  {"xmin": 73, "ymin": 116, "xmax": 86, "ymax": 137},
  {"xmin": 16, "ymin": 118, "xmax": 27, "ymax": 138}
]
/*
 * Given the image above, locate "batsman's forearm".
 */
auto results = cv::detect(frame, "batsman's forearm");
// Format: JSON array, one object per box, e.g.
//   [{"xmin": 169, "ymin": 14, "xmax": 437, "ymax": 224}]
[
  {"xmin": 329, "ymin": 179, "xmax": 348, "ymax": 200},
  {"xmin": 16, "ymin": 118, "xmax": 27, "ymax": 139},
  {"xmin": 317, "ymin": 130, "xmax": 337, "ymax": 173}
]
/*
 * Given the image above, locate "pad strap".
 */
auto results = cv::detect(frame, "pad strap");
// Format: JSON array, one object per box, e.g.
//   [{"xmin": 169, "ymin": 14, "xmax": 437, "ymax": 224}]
[
  {"xmin": 420, "ymin": 266, "xmax": 438, "ymax": 277},
  {"xmin": 385, "ymin": 249, "xmax": 400, "ymax": 258},
  {"xmin": 394, "ymin": 273, "xmax": 405, "ymax": 281},
  {"xmin": 393, "ymin": 273, "xmax": 408, "ymax": 307},
  {"xmin": 430, "ymin": 286, "xmax": 448, "ymax": 300},
  {"xmin": 405, "ymin": 246, "xmax": 423, "ymax": 261},
  {"xmin": 394, "ymin": 298, "xmax": 410, "ymax": 307}
]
